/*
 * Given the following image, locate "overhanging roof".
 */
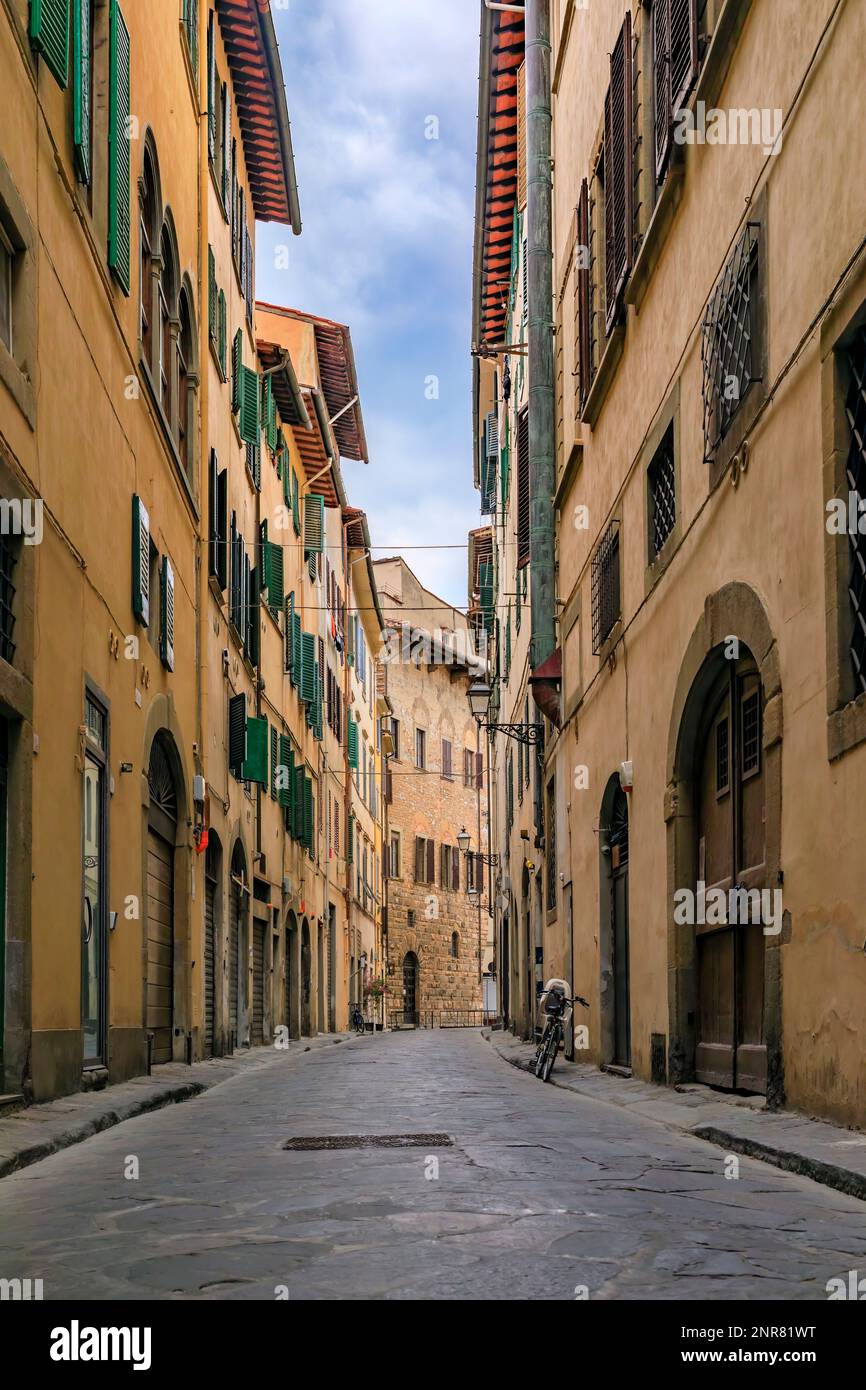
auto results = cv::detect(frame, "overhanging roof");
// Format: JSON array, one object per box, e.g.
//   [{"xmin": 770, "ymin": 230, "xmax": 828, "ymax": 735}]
[
  {"xmin": 217, "ymin": 0, "xmax": 301, "ymax": 230},
  {"xmin": 472, "ymin": 2, "xmax": 525, "ymax": 351},
  {"xmin": 256, "ymin": 338, "xmax": 310, "ymax": 428},
  {"xmin": 291, "ymin": 389, "xmax": 343, "ymax": 508}
]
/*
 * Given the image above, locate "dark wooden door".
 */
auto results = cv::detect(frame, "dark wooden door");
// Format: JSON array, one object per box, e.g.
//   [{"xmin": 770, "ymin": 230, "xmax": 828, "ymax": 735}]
[
  {"xmin": 610, "ymin": 786, "xmax": 631, "ymax": 1067},
  {"xmin": 146, "ymin": 829, "xmax": 173, "ymax": 1064},
  {"xmin": 251, "ymin": 921, "xmax": 265, "ymax": 1045},
  {"xmin": 403, "ymin": 952, "xmax": 418, "ymax": 1023},
  {"xmin": 203, "ymin": 867, "xmax": 216, "ymax": 1058},
  {"xmin": 228, "ymin": 886, "xmax": 239, "ymax": 1043},
  {"xmin": 696, "ymin": 662, "xmax": 766, "ymax": 1093}
]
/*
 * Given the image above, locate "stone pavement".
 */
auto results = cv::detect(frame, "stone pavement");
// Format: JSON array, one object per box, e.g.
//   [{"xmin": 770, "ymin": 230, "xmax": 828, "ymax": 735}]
[
  {"xmin": 1, "ymin": 1028, "xmax": 865, "ymax": 1300},
  {"xmin": 484, "ymin": 1028, "xmax": 866, "ymax": 1202},
  {"xmin": 0, "ymin": 1033, "xmax": 350, "ymax": 1180}
]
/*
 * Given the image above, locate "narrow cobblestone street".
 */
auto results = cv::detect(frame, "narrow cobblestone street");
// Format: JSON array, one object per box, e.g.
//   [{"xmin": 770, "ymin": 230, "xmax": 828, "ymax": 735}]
[{"xmin": 2, "ymin": 1030, "xmax": 865, "ymax": 1302}]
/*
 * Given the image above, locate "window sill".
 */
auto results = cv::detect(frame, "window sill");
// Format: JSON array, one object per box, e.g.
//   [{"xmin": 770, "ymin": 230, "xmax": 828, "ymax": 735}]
[
  {"xmin": 827, "ymin": 691, "xmax": 866, "ymax": 762},
  {"xmin": 581, "ymin": 325, "xmax": 626, "ymax": 430},
  {"xmin": 626, "ymin": 161, "xmax": 685, "ymax": 315},
  {"xmin": 644, "ymin": 519, "xmax": 683, "ymax": 599},
  {"xmin": 594, "ymin": 619, "xmax": 622, "ymax": 670}
]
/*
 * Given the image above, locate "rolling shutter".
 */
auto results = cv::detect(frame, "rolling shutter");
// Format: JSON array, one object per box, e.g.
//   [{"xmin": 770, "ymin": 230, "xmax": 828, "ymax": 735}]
[
  {"xmin": 132, "ymin": 495, "xmax": 150, "ymax": 624},
  {"xmin": 603, "ymin": 10, "xmax": 633, "ymax": 334},
  {"xmin": 303, "ymin": 493, "xmax": 325, "ymax": 554},
  {"xmin": 30, "ymin": 0, "xmax": 70, "ymax": 88},
  {"xmin": 73, "ymin": 0, "xmax": 91, "ymax": 184},
  {"xmin": 160, "ymin": 556, "xmax": 174, "ymax": 671},
  {"xmin": 107, "ymin": 0, "xmax": 131, "ymax": 294}
]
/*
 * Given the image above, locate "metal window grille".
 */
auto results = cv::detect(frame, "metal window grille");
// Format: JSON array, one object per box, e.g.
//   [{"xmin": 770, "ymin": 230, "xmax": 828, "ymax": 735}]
[
  {"xmin": 591, "ymin": 519, "xmax": 621, "ymax": 653},
  {"xmin": 648, "ymin": 422, "xmax": 676, "ymax": 557},
  {"xmin": 741, "ymin": 691, "xmax": 760, "ymax": 776},
  {"xmin": 701, "ymin": 222, "xmax": 761, "ymax": 458},
  {"xmin": 716, "ymin": 717, "xmax": 729, "ymax": 794},
  {"xmin": 0, "ymin": 532, "xmax": 16, "ymax": 664},
  {"xmin": 844, "ymin": 326, "xmax": 866, "ymax": 696}
]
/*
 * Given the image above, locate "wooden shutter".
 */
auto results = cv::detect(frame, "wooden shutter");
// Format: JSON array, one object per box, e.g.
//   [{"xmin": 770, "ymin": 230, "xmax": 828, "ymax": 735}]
[
  {"xmin": 414, "ymin": 836, "xmax": 424, "ymax": 882},
  {"xmin": 242, "ymin": 716, "xmax": 268, "ymax": 786},
  {"xmin": 239, "ymin": 366, "xmax": 259, "ymax": 445},
  {"xmin": 603, "ymin": 10, "xmax": 633, "ymax": 334},
  {"xmin": 268, "ymin": 539, "xmax": 283, "ymax": 611},
  {"xmin": 30, "ymin": 0, "xmax": 70, "ymax": 88},
  {"xmin": 653, "ymin": 0, "xmax": 672, "ymax": 179},
  {"xmin": 516, "ymin": 406, "xmax": 530, "ymax": 569},
  {"xmin": 160, "ymin": 557, "xmax": 174, "ymax": 671},
  {"xmin": 218, "ymin": 290, "xmax": 227, "ymax": 375},
  {"xmin": 207, "ymin": 10, "xmax": 216, "ymax": 161},
  {"xmin": 222, "ymin": 84, "xmax": 231, "ymax": 208},
  {"xmin": 427, "ymin": 839, "xmax": 435, "ymax": 885},
  {"xmin": 300, "ymin": 631, "xmax": 316, "ymax": 704},
  {"xmin": 576, "ymin": 178, "xmax": 592, "ymax": 411},
  {"xmin": 73, "ymin": 0, "xmax": 91, "ymax": 183},
  {"xmin": 208, "ymin": 452, "xmax": 219, "ymax": 580},
  {"xmin": 270, "ymin": 724, "xmax": 278, "ymax": 800},
  {"xmin": 453, "ymin": 847, "xmax": 460, "ymax": 893},
  {"xmin": 516, "ymin": 61, "xmax": 527, "ymax": 210},
  {"xmin": 107, "ymin": 0, "xmax": 131, "ymax": 294},
  {"xmin": 132, "ymin": 495, "xmax": 150, "ymax": 625},
  {"xmin": 284, "ymin": 592, "xmax": 295, "ymax": 675},
  {"xmin": 347, "ymin": 713, "xmax": 358, "ymax": 769},
  {"xmin": 303, "ymin": 777, "xmax": 314, "ymax": 851},
  {"xmin": 216, "ymin": 465, "xmax": 227, "ymax": 591},
  {"xmin": 231, "ymin": 329, "xmax": 242, "ymax": 412},
  {"xmin": 278, "ymin": 735, "xmax": 293, "ymax": 810},
  {"xmin": 670, "ymin": 0, "xmax": 699, "ymax": 116},
  {"xmin": 228, "ymin": 693, "xmax": 246, "ymax": 777},
  {"xmin": 440, "ymin": 843, "xmax": 447, "ymax": 888},
  {"xmin": 304, "ymin": 493, "xmax": 325, "ymax": 554},
  {"xmin": 208, "ymin": 246, "xmax": 217, "ymax": 342}
]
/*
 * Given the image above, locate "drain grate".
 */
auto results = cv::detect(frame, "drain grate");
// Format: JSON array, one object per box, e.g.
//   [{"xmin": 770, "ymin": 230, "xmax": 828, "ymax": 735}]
[{"xmin": 283, "ymin": 1133, "xmax": 453, "ymax": 1151}]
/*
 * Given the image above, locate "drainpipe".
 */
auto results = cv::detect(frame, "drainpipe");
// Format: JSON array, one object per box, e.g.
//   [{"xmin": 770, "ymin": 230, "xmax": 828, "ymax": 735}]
[{"xmin": 526, "ymin": 0, "xmax": 556, "ymax": 676}]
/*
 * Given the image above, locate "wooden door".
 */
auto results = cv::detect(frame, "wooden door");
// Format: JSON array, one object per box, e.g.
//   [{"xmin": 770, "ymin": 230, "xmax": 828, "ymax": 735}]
[
  {"xmin": 610, "ymin": 785, "xmax": 631, "ymax": 1067},
  {"xmin": 228, "ymin": 885, "xmax": 239, "ymax": 1042},
  {"xmin": 203, "ymin": 866, "xmax": 216, "ymax": 1058},
  {"xmin": 695, "ymin": 661, "xmax": 766, "ymax": 1093},
  {"xmin": 403, "ymin": 952, "xmax": 418, "ymax": 1023},
  {"xmin": 146, "ymin": 829, "xmax": 173, "ymax": 1064},
  {"xmin": 251, "ymin": 920, "xmax": 265, "ymax": 1045}
]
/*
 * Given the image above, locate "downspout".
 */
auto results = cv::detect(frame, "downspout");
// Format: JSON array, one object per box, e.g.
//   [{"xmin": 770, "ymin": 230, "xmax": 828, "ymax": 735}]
[{"xmin": 526, "ymin": 0, "xmax": 556, "ymax": 677}]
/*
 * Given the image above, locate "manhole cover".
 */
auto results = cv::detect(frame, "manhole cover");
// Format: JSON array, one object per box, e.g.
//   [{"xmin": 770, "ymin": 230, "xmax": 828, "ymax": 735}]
[{"xmin": 283, "ymin": 1133, "xmax": 453, "ymax": 1151}]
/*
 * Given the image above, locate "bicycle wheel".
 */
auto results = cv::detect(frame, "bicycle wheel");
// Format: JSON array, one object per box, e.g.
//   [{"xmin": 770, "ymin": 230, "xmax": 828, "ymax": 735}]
[
  {"xmin": 534, "ymin": 1025, "xmax": 550, "ymax": 1077},
  {"xmin": 541, "ymin": 1025, "xmax": 560, "ymax": 1082}
]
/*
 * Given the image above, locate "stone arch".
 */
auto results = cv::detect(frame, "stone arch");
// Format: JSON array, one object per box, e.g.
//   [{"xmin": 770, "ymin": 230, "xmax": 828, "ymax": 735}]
[
  {"xmin": 141, "ymin": 717, "xmax": 190, "ymax": 1065},
  {"xmin": 664, "ymin": 582, "xmax": 784, "ymax": 1106}
]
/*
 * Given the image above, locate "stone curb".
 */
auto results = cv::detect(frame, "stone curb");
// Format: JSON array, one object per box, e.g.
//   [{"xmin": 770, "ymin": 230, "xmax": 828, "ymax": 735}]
[
  {"xmin": 692, "ymin": 1125, "xmax": 866, "ymax": 1204},
  {"xmin": 0, "ymin": 1032, "xmax": 352, "ymax": 1182},
  {"xmin": 482, "ymin": 1028, "xmax": 866, "ymax": 1203}
]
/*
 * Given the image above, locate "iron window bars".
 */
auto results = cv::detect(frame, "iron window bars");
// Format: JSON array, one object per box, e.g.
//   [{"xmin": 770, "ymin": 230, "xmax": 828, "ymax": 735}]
[
  {"xmin": 592, "ymin": 519, "xmax": 621, "ymax": 654},
  {"xmin": 844, "ymin": 325, "xmax": 866, "ymax": 698},
  {"xmin": 701, "ymin": 222, "xmax": 762, "ymax": 459},
  {"xmin": 648, "ymin": 421, "xmax": 676, "ymax": 557},
  {"xmin": 0, "ymin": 530, "xmax": 16, "ymax": 665}
]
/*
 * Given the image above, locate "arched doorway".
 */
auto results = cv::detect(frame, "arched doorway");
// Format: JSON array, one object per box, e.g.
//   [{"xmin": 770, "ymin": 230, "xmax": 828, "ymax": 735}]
[
  {"xmin": 301, "ymin": 918, "xmax": 312, "ymax": 1036},
  {"xmin": 251, "ymin": 912, "xmax": 265, "ymax": 1047},
  {"xmin": 229, "ymin": 842, "xmax": 248, "ymax": 1050},
  {"xmin": 402, "ymin": 951, "xmax": 419, "ymax": 1024},
  {"xmin": 285, "ymin": 910, "xmax": 299, "ymax": 1039},
  {"xmin": 693, "ymin": 651, "xmax": 766, "ymax": 1092},
  {"xmin": 666, "ymin": 583, "xmax": 783, "ymax": 1105},
  {"xmin": 600, "ymin": 775, "xmax": 631, "ymax": 1069},
  {"xmin": 500, "ymin": 911, "xmax": 510, "ymax": 1026},
  {"xmin": 203, "ymin": 835, "xmax": 222, "ymax": 1058},
  {"xmin": 146, "ymin": 737, "xmax": 179, "ymax": 1065}
]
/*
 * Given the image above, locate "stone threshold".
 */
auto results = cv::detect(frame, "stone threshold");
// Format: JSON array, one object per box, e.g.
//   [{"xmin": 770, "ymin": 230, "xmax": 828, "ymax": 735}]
[{"xmin": 483, "ymin": 1027, "xmax": 866, "ymax": 1203}]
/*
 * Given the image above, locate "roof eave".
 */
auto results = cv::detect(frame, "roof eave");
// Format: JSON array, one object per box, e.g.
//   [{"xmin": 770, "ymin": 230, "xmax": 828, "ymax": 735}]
[{"xmin": 259, "ymin": 4, "xmax": 302, "ymax": 233}]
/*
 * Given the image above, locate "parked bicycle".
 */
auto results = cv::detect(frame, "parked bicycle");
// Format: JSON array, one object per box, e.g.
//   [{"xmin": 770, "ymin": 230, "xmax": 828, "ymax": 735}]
[
  {"xmin": 349, "ymin": 1001, "xmax": 366, "ymax": 1035},
  {"xmin": 533, "ymin": 979, "xmax": 589, "ymax": 1083}
]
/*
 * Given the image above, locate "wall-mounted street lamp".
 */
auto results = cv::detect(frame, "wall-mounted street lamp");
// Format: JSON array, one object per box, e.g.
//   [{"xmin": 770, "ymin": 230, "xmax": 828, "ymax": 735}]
[
  {"xmin": 467, "ymin": 679, "xmax": 543, "ymax": 746},
  {"xmin": 457, "ymin": 827, "xmax": 499, "ymax": 869}
]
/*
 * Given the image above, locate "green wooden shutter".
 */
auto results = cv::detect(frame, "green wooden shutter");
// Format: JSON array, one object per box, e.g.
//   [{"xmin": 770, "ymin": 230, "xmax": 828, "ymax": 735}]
[
  {"xmin": 293, "ymin": 765, "xmax": 305, "ymax": 841},
  {"xmin": 291, "ymin": 470, "xmax": 301, "ymax": 535},
  {"xmin": 266, "ymin": 379, "xmax": 278, "ymax": 453},
  {"xmin": 207, "ymin": 10, "xmax": 216, "ymax": 161},
  {"xmin": 239, "ymin": 366, "xmax": 259, "ymax": 445},
  {"xmin": 284, "ymin": 592, "xmax": 295, "ymax": 675},
  {"xmin": 183, "ymin": 0, "xmax": 198, "ymax": 75},
  {"xmin": 242, "ymin": 715, "xmax": 268, "ymax": 785},
  {"xmin": 208, "ymin": 246, "xmax": 217, "ymax": 343},
  {"xmin": 73, "ymin": 0, "xmax": 91, "ymax": 183},
  {"xmin": 270, "ymin": 724, "xmax": 278, "ymax": 800},
  {"xmin": 132, "ymin": 495, "xmax": 150, "ymax": 624},
  {"xmin": 160, "ymin": 556, "xmax": 174, "ymax": 671},
  {"xmin": 30, "ymin": 0, "xmax": 70, "ymax": 88},
  {"xmin": 300, "ymin": 631, "xmax": 315, "ymax": 704},
  {"xmin": 216, "ymin": 466, "xmax": 228, "ymax": 591},
  {"xmin": 231, "ymin": 328, "xmax": 242, "ymax": 412},
  {"xmin": 228, "ymin": 693, "xmax": 246, "ymax": 778},
  {"xmin": 347, "ymin": 713, "xmax": 358, "ymax": 769},
  {"xmin": 304, "ymin": 493, "xmax": 325, "ymax": 554},
  {"xmin": 222, "ymin": 84, "xmax": 231, "ymax": 208},
  {"xmin": 291, "ymin": 611, "xmax": 301, "ymax": 687},
  {"xmin": 303, "ymin": 777, "xmax": 314, "ymax": 852},
  {"xmin": 268, "ymin": 540, "xmax": 283, "ymax": 612},
  {"xmin": 107, "ymin": 0, "xmax": 130, "ymax": 294},
  {"xmin": 347, "ymin": 812, "xmax": 354, "ymax": 865},
  {"xmin": 218, "ymin": 289, "xmax": 227, "ymax": 376},
  {"xmin": 278, "ymin": 735, "xmax": 293, "ymax": 810}
]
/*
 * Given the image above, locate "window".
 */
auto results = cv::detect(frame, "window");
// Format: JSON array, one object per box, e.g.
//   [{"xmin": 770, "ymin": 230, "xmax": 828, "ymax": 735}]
[
  {"xmin": 440, "ymin": 844, "xmax": 459, "ymax": 891},
  {"xmin": 701, "ymin": 222, "xmax": 762, "ymax": 458},
  {"xmin": 415, "ymin": 727, "xmax": 426, "ymax": 770},
  {"xmin": 158, "ymin": 226, "xmax": 174, "ymax": 418},
  {"xmin": 516, "ymin": 406, "xmax": 530, "ymax": 569},
  {"xmin": 603, "ymin": 11, "xmax": 633, "ymax": 332},
  {"xmin": 0, "ymin": 224, "xmax": 11, "ymax": 353},
  {"xmin": 648, "ymin": 421, "xmax": 676, "ymax": 558},
  {"xmin": 591, "ymin": 519, "xmax": 621, "ymax": 653},
  {"xmin": 414, "ymin": 836, "xmax": 435, "ymax": 885},
  {"xmin": 177, "ymin": 287, "xmax": 194, "ymax": 475},
  {"xmin": 451, "ymin": 932, "xmax": 459, "ymax": 960},
  {"xmin": 651, "ymin": 0, "xmax": 700, "ymax": 182},
  {"xmin": 0, "ymin": 529, "xmax": 17, "ymax": 664},
  {"xmin": 441, "ymin": 738, "xmax": 452, "ymax": 780},
  {"xmin": 83, "ymin": 692, "xmax": 108, "ymax": 1063},
  {"xmin": 576, "ymin": 177, "xmax": 592, "ymax": 412},
  {"xmin": 716, "ymin": 716, "xmax": 730, "ymax": 795},
  {"xmin": 182, "ymin": 0, "xmax": 198, "ymax": 73},
  {"xmin": 741, "ymin": 689, "xmax": 761, "ymax": 779},
  {"xmin": 546, "ymin": 777, "xmax": 557, "ymax": 912},
  {"xmin": 139, "ymin": 147, "xmax": 158, "ymax": 364},
  {"xmin": 842, "ymin": 325, "xmax": 866, "ymax": 699},
  {"xmin": 463, "ymin": 748, "xmax": 474, "ymax": 788},
  {"xmin": 107, "ymin": 0, "xmax": 131, "ymax": 294},
  {"xmin": 389, "ymin": 831, "xmax": 401, "ymax": 879}
]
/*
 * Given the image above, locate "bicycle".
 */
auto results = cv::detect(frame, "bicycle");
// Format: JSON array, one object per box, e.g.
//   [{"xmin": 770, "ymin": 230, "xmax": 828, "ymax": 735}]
[
  {"xmin": 349, "ymin": 1001, "xmax": 366, "ymax": 1035},
  {"xmin": 533, "ymin": 980, "xmax": 589, "ymax": 1083}
]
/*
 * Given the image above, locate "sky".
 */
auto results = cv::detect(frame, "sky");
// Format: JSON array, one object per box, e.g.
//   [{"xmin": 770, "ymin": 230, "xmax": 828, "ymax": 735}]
[{"xmin": 256, "ymin": 0, "xmax": 482, "ymax": 611}]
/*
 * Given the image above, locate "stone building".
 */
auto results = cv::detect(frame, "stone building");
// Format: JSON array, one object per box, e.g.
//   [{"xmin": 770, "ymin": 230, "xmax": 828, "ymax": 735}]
[
  {"xmin": 374, "ymin": 556, "xmax": 489, "ymax": 1025},
  {"xmin": 472, "ymin": 0, "xmax": 866, "ymax": 1129}
]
